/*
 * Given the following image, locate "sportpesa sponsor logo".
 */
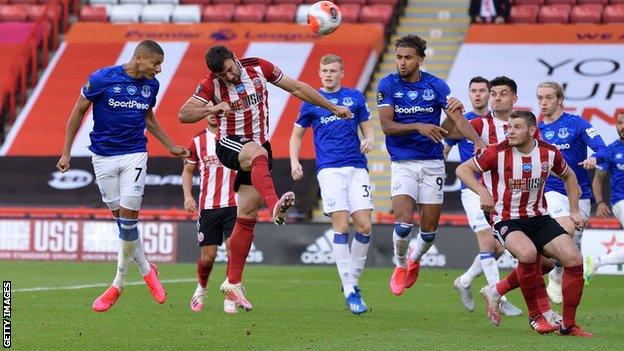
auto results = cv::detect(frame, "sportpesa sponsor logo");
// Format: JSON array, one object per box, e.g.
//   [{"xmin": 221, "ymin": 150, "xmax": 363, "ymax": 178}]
[
  {"xmin": 394, "ymin": 105, "xmax": 434, "ymax": 114},
  {"xmin": 320, "ymin": 115, "xmax": 341, "ymax": 125},
  {"xmin": 554, "ymin": 143, "xmax": 571, "ymax": 150},
  {"xmin": 108, "ymin": 99, "xmax": 150, "ymax": 110}
]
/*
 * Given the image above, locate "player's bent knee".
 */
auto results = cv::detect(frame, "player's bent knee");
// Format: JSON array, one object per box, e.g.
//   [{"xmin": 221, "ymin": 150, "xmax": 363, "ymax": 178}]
[
  {"xmin": 200, "ymin": 253, "xmax": 216, "ymax": 264},
  {"xmin": 354, "ymin": 222, "xmax": 372, "ymax": 235},
  {"xmin": 119, "ymin": 196, "xmax": 142, "ymax": 211},
  {"xmin": 104, "ymin": 199, "xmax": 120, "ymax": 211}
]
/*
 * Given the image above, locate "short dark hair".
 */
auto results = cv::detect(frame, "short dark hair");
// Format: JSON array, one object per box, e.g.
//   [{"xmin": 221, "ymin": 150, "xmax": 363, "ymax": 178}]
[
  {"xmin": 469, "ymin": 76, "xmax": 490, "ymax": 89},
  {"xmin": 205, "ymin": 46, "xmax": 235, "ymax": 73},
  {"xmin": 134, "ymin": 40, "xmax": 163, "ymax": 56},
  {"xmin": 395, "ymin": 35, "xmax": 427, "ymax": 58},
  {"xmin": 490, "ymin": 76, "xmax": 517, "ymax": 95},
  {"xmin": 510, "ymin": 110, "xmax": 536, "ymax": 127}
]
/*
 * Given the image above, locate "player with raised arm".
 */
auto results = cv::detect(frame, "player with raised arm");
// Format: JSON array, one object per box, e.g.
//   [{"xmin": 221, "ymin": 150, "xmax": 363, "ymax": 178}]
[
  {"xmin": 56, "ymin": 40, "xmax": 189, "ymax": 312},
  {"xmin": 290, "ymin": 54, "xmax": 374, "ymax": 315},
  {"xmin": 183, "ymin": 113, "xmax": 238, "ymax": 314},
  {"xmin": 178, "ymin": 45, "xmax": 351, "ymax": 311},
  {"xmin": 585, "ymin": 112, "xmax": 624, "ymax": 284},
  {"xmin": 457, "ymin": 110, "xmax": 592, "ymax": 337},
  {"xmin": 536, "ymin": 81, "xmax": 608, "ymax": 304},
  {"xmin": 444, "ymin": 76, "xmax": 522, "ymax": 316},
  {"xmin": 377, "ymin": 35, "xmax": 487, "ymax": 296}
]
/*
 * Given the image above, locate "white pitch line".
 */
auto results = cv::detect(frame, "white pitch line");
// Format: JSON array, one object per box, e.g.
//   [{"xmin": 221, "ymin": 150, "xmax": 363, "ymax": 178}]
[{"xmin": 13, "ymin": 278, "xmax": 196, "ymax": 293}]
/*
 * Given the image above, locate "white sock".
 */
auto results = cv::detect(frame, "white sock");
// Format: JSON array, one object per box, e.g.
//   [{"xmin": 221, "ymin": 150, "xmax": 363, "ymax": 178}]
[
  {"xmin": 409, "ymin": 230, "xmax": 437, "ymax": 262},
  {"xmin": 393, "ymin": 222, "xmax": 412, "ymax": 268},
  {"xmin": 112, "ymin": 239, "xmax": 136, "ymax": 289},
  {"xmin": 332, "ymin": 233, "xmax": 353, "ymax": 297},
  {"xmin": 459, "ymin": 255, "xmax": 483, "ymax": 287},
  {"xmin": 488, "ymin": 284, "xmax": 501, "ymax": 299},
  {"xmin": 132, "ymin": 234, "xmax": 151, "ymax": 277},
  {"xmin": 350, "ymin": 232, "xmax": 371, "ymax": 288},
  {"xmin": 196, "ymin": 283, "xmax": 207, "ymax": 293},
  {"xmin": 549, "ymin": 266, "xmax": 563, "ymax": 284},
  {"xmin": 480, "ymin": 252, "xmax": 501, "ymax": 286},
  {"xmin": 599, "ymin": 250, "xmax": 624, "ymax": 266}
]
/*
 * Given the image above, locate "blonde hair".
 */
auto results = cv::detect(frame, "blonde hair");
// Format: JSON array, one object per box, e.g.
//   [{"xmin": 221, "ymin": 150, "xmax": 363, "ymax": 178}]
[
  {"xmin": 320, "ymin": 54, "xmax": 343, "ymax": 69},
  {"xmin": 538, "ymin": 81, "xmax": 564, "ymax": 101}
]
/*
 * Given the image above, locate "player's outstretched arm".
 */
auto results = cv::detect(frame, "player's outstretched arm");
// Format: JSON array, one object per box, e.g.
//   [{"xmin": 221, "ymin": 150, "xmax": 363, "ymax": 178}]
[
  {"xmin": 359, "ymin": 120, "xmax": 375, "ymax": 154},
  {"xmin": 274, "ymin": 75, "xmax": 351, "ymax": 119},
  {"xmin": 456, "ymin": 159, "xmax": 493, "ymax": 211},
  {"xmin": 178, "ymin": 98, "xmax": 228, "ymax": 124},
  {"xmin": 146, "ymin": 108, "xmax": 189, "ymax": 158},
  {"xmin": 182, "ymin": 161, "xmax": 198, "ymax": 213},
  {"xmin": 444, "ymin": 97, "xmax": 486, "ymax": 148},
  {"xmin": 592, "ymin": 168, "xmax": 612, "ymax": 218},
  {"xmin": 289, "ymin": 125, "xmax": 306, "ymax": 181},
  {"xmin": 56, "ymin": 95, "xmax": 92, "ymax": 173}
]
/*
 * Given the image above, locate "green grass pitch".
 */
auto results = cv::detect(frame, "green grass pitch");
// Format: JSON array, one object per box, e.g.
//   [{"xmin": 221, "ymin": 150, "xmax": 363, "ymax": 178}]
[{"xmin": 3, "ymin": 261, "xmax": 622, "ymax": 350}]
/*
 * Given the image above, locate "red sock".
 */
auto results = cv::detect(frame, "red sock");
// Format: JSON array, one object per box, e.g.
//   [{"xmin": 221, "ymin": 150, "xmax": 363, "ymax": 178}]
[
  {"xmin": 496, "ymin": 268, "xmax": 519, "ymax": 296},
  {"xmin": 226, "ymin": 217, "xmax": 257, "ymax": 284},
  {"xmin": 562, "ymin": 265, "xmax": 584, "ymax": 328},
  {"xmin": 517, "ymin": 261, "xmax": 540, "ymax": 318},
  {"xmin": 197, "ymin": 258, "xmax": 213, "ymax": 288},
  {"xmin": 534, "ymin": 260, "xmax": 551, "ymax": 314},
  {"xmin": 251, "ymin": 155, "xmax": 279, "ymax": 210}
]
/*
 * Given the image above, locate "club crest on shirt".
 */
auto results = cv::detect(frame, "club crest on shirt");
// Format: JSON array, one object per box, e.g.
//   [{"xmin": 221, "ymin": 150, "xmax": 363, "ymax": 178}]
[
  {"xmin": 342, "ymin": 97, "xmax": 353, "ymax": 107},
  {"xmin": 141, "ymin": 85, "xmax": 151, "ymax": 98},
  {"xmin": 422, "ymin": 89, "xmax": 435, "ymax": 101},
  {"xmin": 544, "ymin": 130, "xmax": 555, "ymax": 140},
  {"xmin": 127, "ymin": 85, "xmax": 137, "ymax": 95},
  {"xmin": 253, "ymin": 77, "xmax": 263, "ymax": 90},
  {"xmin": 557, "ymin": 127, "xmax": 569, "ymax": 139},
  {"xmin": 522, "ymin": 163, "xmax": 532, "ymax": 172},
  {"xmin": 541, "ymin": 162, "xmax": 550, "ymax": 172},
  {"xmin": 235, "ymin": 84, "xmax": 245, "ymax": 94},
  {"xmin": 407, "ymin": 91, "xmax": 418, "ymax": 100},
  {"xmin": 113, "ymin": 85, "xmax": 122, "ymax": 93}
]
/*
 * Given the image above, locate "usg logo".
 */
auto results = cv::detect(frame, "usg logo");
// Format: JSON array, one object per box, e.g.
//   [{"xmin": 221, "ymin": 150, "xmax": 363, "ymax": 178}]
[
  {"xmin": 301, "ymin": 229, "xmax": 335, "ymax": 264},
  {"xmin": 48, "ymin": 169, "xmax": 93, "ymax": 189}
]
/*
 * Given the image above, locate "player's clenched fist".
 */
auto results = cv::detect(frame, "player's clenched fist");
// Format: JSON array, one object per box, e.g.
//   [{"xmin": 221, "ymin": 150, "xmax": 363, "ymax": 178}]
[
  {"xmin": 333, "ymin": 105, "xmax": 352, "ymax": 119},
  {"xmin": 291, "ymin": 162, "xmax": 304, "ymax": 181},
  {"xmin": 56, "ymin": 155, "xmax": 71, "ymax": 173},
  {"xmin": 169, "ymin": 145, "xmax": 190, "ymax": 158}
]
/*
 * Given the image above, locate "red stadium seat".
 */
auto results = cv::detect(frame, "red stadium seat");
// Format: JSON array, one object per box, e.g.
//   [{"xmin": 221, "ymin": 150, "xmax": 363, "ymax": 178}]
[
  {"xmin": 25, "ymin": 4, "xmax": 60, "ymax": 22},
  {"xmin": 570, "ymin": 3, "xmax": 603, "ymax": 22},
  {"xmin": 340, "ymin": 4, "xmax": 360, "ymax": 22},
  {"xmin": 603, "ymin": 4, "xmax": 624, "ymax": 22},
  {"xmin": 233, "ymin": 4, "xmax": 266, "ymax": 22},
  {"xmin": 80, "ymin": 5, "xmax": 108, "ymax": 22},
  {"xmin": 242, "ymin": 0, "xmax": 272, "ymax": 4},
  {"xmin": 10, "ymin": 0, "xmax": 38, "ymax": 3},
  {"xmin": 202, "ymin": 4, "xmax": 235, "ymax": 22},
  {"xmin": 359, "ymin": 4, "xmax": 394, "ymax": 25},
  {"xmin": 0, "ymin": 5, "xmax": 28, "ymax": 21},
  {"xmin": 337, "ymin": 0, "xmax": 367, "ymax": 4},
  {"xmin": 545, "ymin": 0, "xmax": 576, "ymax": 4},
  {"xmin": 514, "ymin": 0, "xmax": 544, "ymax": 4},
  {"xmin": 273, "ymin": 0, "xmax": 303, "ymax": 4},
  {"xmin": 265, "ymin": 4, "xmax": 296, "ymax": 22},
  {"xmin": 538, "ymin": 4, "xmax": 572, "ymax": 22},
  {"xmin": 578, "ymin": 0, "xmax": 607, "ymax": 4},
  {"xmin": 510, "ymin": 4, "xmax": 539, "ymax": 22}
]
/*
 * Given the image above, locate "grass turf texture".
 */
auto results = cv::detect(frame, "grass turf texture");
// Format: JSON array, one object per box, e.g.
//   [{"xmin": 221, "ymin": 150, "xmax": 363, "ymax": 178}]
[{"xmin": 3, "ymin": 261, "xmax": 622, "ymax": 350}]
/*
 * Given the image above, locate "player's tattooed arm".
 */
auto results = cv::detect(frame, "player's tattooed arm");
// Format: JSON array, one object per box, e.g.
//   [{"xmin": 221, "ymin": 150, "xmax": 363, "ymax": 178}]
[
  {"xmin": 179, "ymin": 98, "xmax": 229, "ymax": 124},
  {"xmin": 56, "ymin": 95, "xmax": 92, "ymax": 173},
  {"xmin": 274, "ymin": 75, "xmax": 352, "ymax": 119},
  {"xmin": 592, "ymin": 168, "xmax": 612, "ymax": 218},
  {"xmin": 146, "ymin": 108, "xmax": 190, "ymax": 158},
  {"xmin": 444, "ymin": 97, "xmax": 486, "ymax": 148}
]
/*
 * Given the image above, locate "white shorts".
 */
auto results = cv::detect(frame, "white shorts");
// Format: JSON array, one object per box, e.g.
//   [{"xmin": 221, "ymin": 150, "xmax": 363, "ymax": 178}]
[
  {"xmin": 461, "ymin": 188, "xmax": 491, "ymax": 233},
  {"xmin": 391, "ymin": 159, "xmax": 445, "ymax": 204},
  {"xmin": 92, "ymin": 152, "xmax": 148, "ymax": 211},
  {"xmin": 545, "ymin": 191, "xmax": 591, "ymax": 220},
  {"xmin": 317, "ymin": 167, "xmax": 374, "ymax": 215},
  {"xmin": 611, "ymin": 199, "xmax": 624, "ymax": 225}
]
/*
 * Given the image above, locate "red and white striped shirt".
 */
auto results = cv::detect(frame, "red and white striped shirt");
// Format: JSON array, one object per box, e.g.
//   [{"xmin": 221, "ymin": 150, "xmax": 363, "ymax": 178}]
[
  {"xmin": 192, "ymin": 57, "xmax": 283, "ymax": 145},
  {"xmin": 470, "ymin": 113, "xmax": 509, "ymax": 145},
  {"xmin": 187, "ymin": 129, "xmax": 237, "ymax": 210},
  {"xmin": 473, "ymin": 139, "xmax": 568, "ymax": 224}
]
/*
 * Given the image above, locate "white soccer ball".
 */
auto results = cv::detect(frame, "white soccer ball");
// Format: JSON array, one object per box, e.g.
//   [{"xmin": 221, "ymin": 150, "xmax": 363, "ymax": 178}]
[{"xmin": 307, "ymin": 1, "xmax": 342, "ymax": 36}]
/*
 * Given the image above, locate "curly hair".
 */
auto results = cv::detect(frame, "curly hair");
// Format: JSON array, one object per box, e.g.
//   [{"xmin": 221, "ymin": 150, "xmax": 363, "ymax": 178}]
[{"xmin": 395, "ymin": 35, "xmax": 427, "ymax": 57}]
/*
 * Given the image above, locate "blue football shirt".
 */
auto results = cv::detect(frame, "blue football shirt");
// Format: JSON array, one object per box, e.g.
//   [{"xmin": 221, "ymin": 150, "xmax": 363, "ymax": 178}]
[
  {"xmin": 596, "ymin": 140, "xmax": 624, "ymax": 205},
  {"xmin": 446, "ymin": 111, "xmax": 480, "ymax": 189},
  {"xmin": 376, "ymin": 71, "xmax": 450, "ymax": 162},
  {"xmin": 296, "ymin": 87, "xmax": 370, "ymax": 172},
  {"xmin": 81, "ymin": 65, "xmax": 159, "ymax": 156}
]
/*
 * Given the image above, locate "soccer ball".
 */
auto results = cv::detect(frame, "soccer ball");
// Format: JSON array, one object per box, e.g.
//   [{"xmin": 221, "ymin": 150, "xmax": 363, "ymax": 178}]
[{"xmin": 308, "ymin": 1, "xmax": 342, "ymax": 36}]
